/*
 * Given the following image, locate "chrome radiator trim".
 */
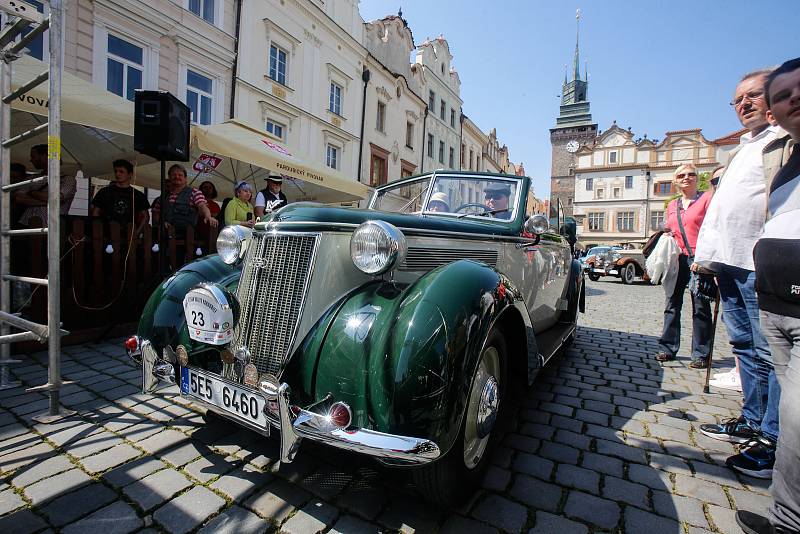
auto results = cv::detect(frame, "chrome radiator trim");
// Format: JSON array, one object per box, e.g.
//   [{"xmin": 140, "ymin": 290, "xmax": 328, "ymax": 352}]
[
  {"xmin": 231, "ymin": 231, "xmax": 320, "ymax": 377},
  {"xmin": 400, "ymin": 246, "xmax": 498, "ymax": 271}
]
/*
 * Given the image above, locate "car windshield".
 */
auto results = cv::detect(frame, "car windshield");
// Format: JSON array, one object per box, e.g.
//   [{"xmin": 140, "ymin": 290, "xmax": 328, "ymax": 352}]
[
  {"xmin": 586, "ymin": 247, "xmax": 610, "ymax": 257},
  {"xmin": 371, "ymin": 174, "xmax": 521, "ymax": 221}
]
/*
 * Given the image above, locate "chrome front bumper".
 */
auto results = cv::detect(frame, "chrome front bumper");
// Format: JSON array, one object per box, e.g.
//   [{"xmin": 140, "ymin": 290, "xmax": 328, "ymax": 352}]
[{"xmin": 130, "ymin": 338, "xmax": 441, "ymax": 466}]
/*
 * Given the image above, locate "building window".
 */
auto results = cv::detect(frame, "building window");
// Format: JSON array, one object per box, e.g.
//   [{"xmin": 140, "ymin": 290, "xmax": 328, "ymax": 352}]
[
  {"xmin": 269, "ymin": 44, "xmax": 287, "ymax": 85},
  {"xmin": 469, "ymin": 149, "xmax": 474, "ymax": 170},
  {"xmin": 440, "ymin": 99, "xmax": 445, "ymax": 120},
  {"xmin": 654, "ymin": 181, "xmax": 672, "ymax": 195},
  {"xmin": 188, "ymin": 0, "xmax": 215, "ymax": 24},
  {"xmin": 650, "ymin": 210, "xmax": 665, "ymax": 231},
  {"xmin": 428, "ymin": 90, "xmax": 435, "ymax": 110},
  {"xmin": 613, "ymin": 187, "xmax": 621, "ymax": 199},
  {"xmin": 617, "ymin": 211, "xmax": 635, "ymax": 231},
  {"xmin": 326, "ymin": 144, "xmax": 338, "ymax": 169},
  {"xmin": 376, "ymin": 101, "xmax": 386, "ymax": 133},
  {"xmin": 588, "ymin": 212, "xmax": 605, "ymax": 231},
  {"xmin": 405, "ymin": 122, "xmax": 414, "ymax": 149},
  {"xmin": 106, "ymin": 34, "xmax": 143, "ymax": 101},
  {"xmin": 371, "ymin": 154, "xmax": 387, "ymax": 186},
  {"xmin": 460, "ymin": 144, "xmax": 465, "ymax": 166},
  {"xmin": 449, "ymin": 147, "xmax": 454, "ymax": 168},
  {"xmin": 427, "ymin": 134, "xmax": 434, "ymax": 158},
  {"xmin": 450, "ymin": 108, "xmax": 456, "ymax": 128},
  {"xmin": 585, "ymin": 177, "xmax": 593, "ymax": 191},
  {"xmin": 596, "ymin": 188, "xmax": 605, "ymax": 199},
  {"xmin": 438, "ymin": 141, "xmax": 445, "ymax": 164},
  {"xmin": 329, "ymin": 82, "xmax": 342, "ymax": 115},
  {"xmin": 266, "ymin": 119, "xmax": 285, "ymax": 141},
  {"xmin": 186, "ymin": 69, "xmax": 213, "ymax": 125},
  {"xmin": 625, "ymin": 175, "xmax": 634, "ymax": 188},
  {"xmin": 609, "ymin": 151, "xmax": 617, "ymax": 164}
]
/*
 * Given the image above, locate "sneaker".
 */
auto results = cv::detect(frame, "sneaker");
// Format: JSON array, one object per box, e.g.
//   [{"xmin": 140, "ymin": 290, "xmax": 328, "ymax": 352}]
[
  {"xmin": 699, "ymin": 416, "xmax": 757, "ymax": 444},
  {"xmin": 655, "ymin": 351, "xmax": 675, "ymax": 362},
  {"xmin": 727, "ymin": 436, "xmax": 776, "ymax": 479},
  {"xmin": 710, "ymin": 371, "xmax": 742, "ymax": 392},
  {"xmin": 689, "ymin": 358, "xmax": 708, "ymax": 369},
  {"xmin": 736, "ymin": 510, "xmax": 776, "ymax": 534}
]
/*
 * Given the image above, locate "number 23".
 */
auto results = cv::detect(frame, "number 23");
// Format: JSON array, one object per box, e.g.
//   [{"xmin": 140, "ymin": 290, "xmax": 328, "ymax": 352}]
[{"xmin": 190, "ymin": 310, "xmax": 205, "ymax": 327}]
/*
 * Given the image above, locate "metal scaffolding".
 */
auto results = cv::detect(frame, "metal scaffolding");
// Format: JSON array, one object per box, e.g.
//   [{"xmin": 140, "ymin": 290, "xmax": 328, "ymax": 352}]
[{"xmin": 0, "ymin": 0, "xmax": 73, "ymax": 422}]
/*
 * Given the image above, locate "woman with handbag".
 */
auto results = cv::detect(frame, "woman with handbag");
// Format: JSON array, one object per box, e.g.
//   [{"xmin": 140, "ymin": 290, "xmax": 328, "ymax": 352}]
[{"xmin": 655, "ymin": 164, "xmax": 714, "ymax": 368}]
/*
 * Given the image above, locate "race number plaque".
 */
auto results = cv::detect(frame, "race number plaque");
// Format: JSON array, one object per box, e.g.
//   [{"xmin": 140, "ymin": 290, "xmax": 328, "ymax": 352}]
[{"xmin": 183, "ymin": 284, "xmax": 236, "ymax": 345}]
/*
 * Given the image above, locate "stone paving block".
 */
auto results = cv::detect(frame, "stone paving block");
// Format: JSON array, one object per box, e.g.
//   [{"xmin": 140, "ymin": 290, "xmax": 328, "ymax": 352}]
[
  {"xmin": 246, "ymin": 478, "xmax": 312, "ymax": 523},
  {"xmin": 102, "ymin": 456, "xmax": 166, "ymax": 488},
  {"xmin": 153, "ymin": 486, "xmax": 226, "ymax": 534},
  {"xmin": 0, "ymin": 423, "xmax": 32, "ymax": 442},
  {"xmin": 595, "ymin": 438, "xmax": 647, "ymax": 464},
  {"xmin": 674, "ymin": 473, "xmax": 730, "ymax": 506},
  {"xmin": 23, "ymin": 468, "xmax": 92, "ymax": 505},
  {"xmin": 210, "ymin": 463, "xmax": 273, "ymax": 501},
  {"xmin": 554, "ymin": 429, "xmax": 591, "ymax": 450},
  {"xmin": 509, "ymin": 474, "xmax": 562, "ymax": 512},
  {"xmin": 627, "ymin": 464, "xmax": 673, "ymax": 491},
  {"xmin": 575, "ymin": 409, "xmax": 609, "ymax": 426},
  {"xmin": 183, "ymin": 453, "xmax": 239, "ymax": 483},
  {"xmin": 481, "ymin": 465, "xmax": 511, "ymax": 491},
  {"xmin": 0, "ymin": 507, "xmax": 49, "ymax": 533},
  {"xmin": 539, "ymin": 440, "xmax": 580, "ymax": 464},
  {"xmin": 539, "ymin": 401, "xmax": 574, "ymax": 417},
  {"xmin": 198, "ymin": 505, "xmax": 269, "ymax": 534},
  {"xmin": 580, "ymin": 451, "xmax": 623, "ymax": 477},
  {"xmin": 440, "ymin": 514, "xmax": 498, "ymax": 534},
  {"xmin": 280, "ymin": 499, "xmax": 339, "ymax": 534},
  {"xmin": 691, "ymin": 460, "xmax": 744, "ymax": 488},
  {"xmin": 41, "ymin": 482, "xmax": 117, "ymax": 526},
  {"xmin": 564, "ymin": 491, "xmax": 620, "ymax": 530},
  {"xmin": 46, "ymin": 420, "xmax": 101, "ymax": 447},
  {"xmin": 65, "ymin": 429, "xmax": 124, "ymax": 458},
  {"xmin": 115, "ymin": 421, "xmax": 164, "ymax": 442},
  {"xmin": 0, "ymin": 487, "xmax": 24, "ymax": 515},
  {"xmin": 335, "ymin": 480, "xmax": 387, "ymax": 521},
  {"xmin": 649, "ymin": 451, "xmax": 692, "ymax": 475},
  {"xmin": 602, "ymin": 476, "xmax": 649, "ymax": 509},
  {"xmin": 649, "ymin": 422, "xmax": 692, "ymax": 444},
  {"xmin": 123, "ymin": 468, "xmax": 192, "ymax": 512},
  {"xmin": 61, "ymin": 501, "xmax": 143, "ymax": 534},
  {"xmin": 520, "ymin": 422, "xmax": 555, "ymax": 440},
  {"xmin": 728, "ymin": 487, "xmax": 774, "ymax": 518},
  {"xmin": 160, "ymin": 440, "xmax": 210, "ymax": 467},
  {"xmin": 556, "ymin": 464, "xmax": 599, "ymax": 493},
  {"xmin": 0, "ymin": 439, "xmax": 54, "ymax": 472},
  {"xmin": 707, "ymin": 504, "xmax": 740, "ymax": 534},
  {"xmin": 503, "ymin": 433, "xmax": 540, "ymax": 453},
  {"xmin": 530, "ymin": 511, "xmax": 588, "ymax": 534},
  {"xmin": 625, "ymin": 505, "xmax": 681, "ymax": 534},
  {"xmin": 652, "ymin": 491, "xmax": 710, "ymax": 528},
  {"xmin": 627, "ymin": 435, "xmax": 665, "ymax": 453},
  {"xmin": 80, "ymin": 442, "xmax": 142, "ymax": 474},
  {"xmin": 329, "ymin": 515, "xmax": 382, "ymax": 534},
  {"xmin": 471, "ymin": 494, "xmax": 527, "ymax": 533},
  {"xmin": 584, "ymin": 423, "xmax": 618, "ymax": 441},
  {"xmin": 377, "ymin": 494, "xmax": 441, "ymax": 534},
  {"xmin": 512, "ymin": 452, "xmax": 554, "ymax": 480},
  {"xmin": 519, "ymin": 408, "xmax": 551, "ymax": 424},
  {"xmin": 11, "ymin": 454, "xmax": 74, "ymax": 487},
  {"xmin": 551, "ymin": 414, "xmax": 583, "ymax": 433},
  {"xmin": 136, "ymin": 429, "xmax": 190, "ymax": 454}
]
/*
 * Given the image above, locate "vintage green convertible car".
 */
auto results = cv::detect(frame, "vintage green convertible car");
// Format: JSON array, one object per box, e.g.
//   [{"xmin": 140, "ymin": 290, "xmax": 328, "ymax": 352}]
[{"xmin": 127, "ymin": 170, "xmax": 584, "ymax": 505}]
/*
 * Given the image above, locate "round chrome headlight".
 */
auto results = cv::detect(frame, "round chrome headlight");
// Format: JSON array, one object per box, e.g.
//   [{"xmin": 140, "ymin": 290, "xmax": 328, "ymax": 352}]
[
  {"xmin": 216, "ymin": 225, "xmax": 251, "ymax": 265},
  {"xmin": 350, "ymin": 221, "xmax": 407, "ymax": 275}
]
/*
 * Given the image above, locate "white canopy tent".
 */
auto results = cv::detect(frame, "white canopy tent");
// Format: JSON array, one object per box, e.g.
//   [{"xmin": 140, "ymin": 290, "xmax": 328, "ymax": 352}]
[{"xmin": 8, "ymin": 55, "xmax": 369, "ymax": 203}]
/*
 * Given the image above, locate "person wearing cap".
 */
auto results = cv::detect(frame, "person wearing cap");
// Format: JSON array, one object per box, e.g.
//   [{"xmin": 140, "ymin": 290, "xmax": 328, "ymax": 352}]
[
  {"xmin": 427, "ymin": 191, "xmax": 450, "ymax": 212},
  {"xmin": 255, "ymin": 172, "xmax": 288, "ymax": 217},
  {"xmin": 484, "ymin": 183, "xmax": 512, "ymax": 219},
  {"xmin": 224, "ymin": 181, "xmax": 255, "ymax": 228}
]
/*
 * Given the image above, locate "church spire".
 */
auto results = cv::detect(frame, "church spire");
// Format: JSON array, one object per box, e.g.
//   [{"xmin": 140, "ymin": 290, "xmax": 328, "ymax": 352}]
[{"xmin": 573, "ymin": 9, "xmax": 581, "ymax": 82}]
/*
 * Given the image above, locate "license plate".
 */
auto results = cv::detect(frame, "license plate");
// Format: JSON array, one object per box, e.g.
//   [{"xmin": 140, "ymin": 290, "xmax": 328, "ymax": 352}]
[{"xmin": 180, "ymin": 367, "xmax": 269, "ymax": 430}]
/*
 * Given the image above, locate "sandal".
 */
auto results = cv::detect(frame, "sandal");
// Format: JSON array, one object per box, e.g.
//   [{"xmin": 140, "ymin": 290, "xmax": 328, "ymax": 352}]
[{"xmin": 655, "ymin": 352, "xmax": 675, "ymax": 362}]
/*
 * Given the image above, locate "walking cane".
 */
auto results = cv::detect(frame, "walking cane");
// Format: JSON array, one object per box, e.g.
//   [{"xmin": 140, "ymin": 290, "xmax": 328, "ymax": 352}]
[{"xmin": 703, "ymin": 288, "xmax": 721, "ymax": 394}]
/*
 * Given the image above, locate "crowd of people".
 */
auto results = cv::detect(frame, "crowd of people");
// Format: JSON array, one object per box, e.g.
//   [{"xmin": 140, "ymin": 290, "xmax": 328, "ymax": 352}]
[{"xmin": 651, "ymin": 59, "xmax": 799, "ymax": 534}]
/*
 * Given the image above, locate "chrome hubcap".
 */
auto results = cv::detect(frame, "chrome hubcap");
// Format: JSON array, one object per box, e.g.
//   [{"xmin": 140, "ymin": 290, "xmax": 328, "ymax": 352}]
[{"xmin": 464, "ymin": 346, "xmax": 500, "ymax": 469}]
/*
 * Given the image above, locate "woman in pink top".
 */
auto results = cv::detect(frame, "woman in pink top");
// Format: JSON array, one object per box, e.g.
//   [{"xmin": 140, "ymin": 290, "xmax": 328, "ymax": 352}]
[{"xmin": 655, "ymin": 163, "xmax": 714, "ymax": 368}]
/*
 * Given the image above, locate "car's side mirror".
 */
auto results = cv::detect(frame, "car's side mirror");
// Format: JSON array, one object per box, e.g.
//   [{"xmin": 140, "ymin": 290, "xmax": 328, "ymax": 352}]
[
  {"xmin": 561, "ymin": 217, "xmax": 577, "ymax": 245},
  {"xmin": 524, "ymin": 214, "xmax": 549, "ymax": 235}
]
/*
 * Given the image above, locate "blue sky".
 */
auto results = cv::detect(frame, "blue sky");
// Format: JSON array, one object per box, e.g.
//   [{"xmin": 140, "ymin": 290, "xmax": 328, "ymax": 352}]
[{"xmin": 359, "ymin": 0, "xmax": 800, "ymax": 199}]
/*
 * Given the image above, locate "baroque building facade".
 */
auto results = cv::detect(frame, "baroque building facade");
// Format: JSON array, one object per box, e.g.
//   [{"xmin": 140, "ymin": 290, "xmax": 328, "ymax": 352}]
[{"xmin": 573, "ymin": 124, "xmax": 724, "ymax": 245}]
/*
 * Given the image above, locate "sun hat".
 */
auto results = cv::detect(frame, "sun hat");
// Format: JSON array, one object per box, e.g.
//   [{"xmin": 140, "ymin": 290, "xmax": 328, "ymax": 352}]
[{"xmin": 266, "ymin": 172, "xmax": 283, "ymax": 183}]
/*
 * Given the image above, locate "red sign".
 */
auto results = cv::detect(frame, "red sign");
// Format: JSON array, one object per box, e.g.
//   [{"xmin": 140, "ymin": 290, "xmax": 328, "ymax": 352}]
[
  {"xmin": 193, "ymin": 153, "xmax": 223, "ymax": 173},
  {"xmin": 261, "ymin": 139, "xmax": 292, "ymax": 157}
]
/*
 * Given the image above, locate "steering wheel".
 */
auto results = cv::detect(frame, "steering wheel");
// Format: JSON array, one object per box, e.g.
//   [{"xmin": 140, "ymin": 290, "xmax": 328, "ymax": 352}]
[{"xmin": 454, "ymin": 202, "xmax": 490, "ymax": 214}]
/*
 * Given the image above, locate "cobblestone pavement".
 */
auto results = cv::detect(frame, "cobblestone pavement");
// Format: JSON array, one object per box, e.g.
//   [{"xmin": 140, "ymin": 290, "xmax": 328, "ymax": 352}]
[{"xmin": 0, "ymin": 278, "xmax": 766, "ymax": 533}]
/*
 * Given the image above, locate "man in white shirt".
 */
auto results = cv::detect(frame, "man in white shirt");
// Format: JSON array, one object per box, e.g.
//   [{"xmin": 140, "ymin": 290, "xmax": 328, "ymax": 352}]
[{"xmin": 694, "ymin": 69, "xmax": 781, "ymax": 480}]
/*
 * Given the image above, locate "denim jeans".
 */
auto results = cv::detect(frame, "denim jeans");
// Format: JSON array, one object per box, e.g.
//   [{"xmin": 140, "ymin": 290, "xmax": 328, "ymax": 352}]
[
  {"xmin": 658, "ymin": 255, "xmax": 713, "ymax": 361},
  {"xmin": 716, "ymin": 264, "xmax": 779, "ymax": 441},
  {"xmin": 762, "ymin": 311, "xmax": 800, "ymax": 531}
]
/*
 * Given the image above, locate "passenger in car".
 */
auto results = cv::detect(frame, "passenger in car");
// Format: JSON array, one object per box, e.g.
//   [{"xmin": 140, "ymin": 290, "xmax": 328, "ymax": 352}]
[
  {"xmin": 427, "ymin": 191, "xmax": 450, "ymax": 212},
  {"xmin": 484, "ymin": 184, "xmax": 512, "ymax": 219}
]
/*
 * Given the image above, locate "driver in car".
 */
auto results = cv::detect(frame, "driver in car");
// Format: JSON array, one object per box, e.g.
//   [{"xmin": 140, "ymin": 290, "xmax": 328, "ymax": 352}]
[
  {"xmin": 484, "ymin": 184, "xmax": 512, "ymax": 219},
  {"xmin": 427, "ymin": 191, "xmax": 450, "ymax": 212}
]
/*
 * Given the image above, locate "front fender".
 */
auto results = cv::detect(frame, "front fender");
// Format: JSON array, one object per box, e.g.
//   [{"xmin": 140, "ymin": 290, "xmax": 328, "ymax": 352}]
[
  {"xmin": 137, "ymin": 255, "xmax": 240, "ymax": 352},
  {"xmin": 286, "ymin": 260, "xmax": 524, "ymax": 458}
]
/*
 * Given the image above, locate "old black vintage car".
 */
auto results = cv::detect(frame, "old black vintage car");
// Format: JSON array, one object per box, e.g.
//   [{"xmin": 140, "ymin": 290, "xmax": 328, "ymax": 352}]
[{"xmin": 127, "ymin": 171, "xmax": 584, "ymax": 505}]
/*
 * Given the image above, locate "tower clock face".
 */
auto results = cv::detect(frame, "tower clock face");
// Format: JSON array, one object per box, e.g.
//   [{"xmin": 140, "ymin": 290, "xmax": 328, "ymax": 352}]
[{"xmin": 566, "ymin": 140, "xmax": 580, "ymax": 153}]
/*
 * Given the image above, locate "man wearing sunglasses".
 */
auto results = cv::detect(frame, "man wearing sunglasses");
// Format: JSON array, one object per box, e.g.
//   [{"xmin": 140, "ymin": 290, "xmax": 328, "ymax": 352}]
[
  {"xmin": 693, "ymin": 68, "xmax": 786, "ymax": 481},
  {"xmin": 484, "ymin": 184, "xmax": 512, "ymax": 219}
]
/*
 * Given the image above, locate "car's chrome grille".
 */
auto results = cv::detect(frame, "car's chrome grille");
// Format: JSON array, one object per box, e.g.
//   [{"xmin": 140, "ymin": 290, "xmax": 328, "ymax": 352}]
[
  {"xmin": 231, "ymin": 232, "xmax": 318, "ymax": 376},
  {"xmin": 400, "ymin": 247, "xmax": 498, "ymax": 271}
]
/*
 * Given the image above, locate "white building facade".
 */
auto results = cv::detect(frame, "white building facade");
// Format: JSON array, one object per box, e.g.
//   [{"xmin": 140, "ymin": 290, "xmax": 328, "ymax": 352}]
[{"xmin": 574, "ymin": 124, "xmax": 721, "ymax": 245}]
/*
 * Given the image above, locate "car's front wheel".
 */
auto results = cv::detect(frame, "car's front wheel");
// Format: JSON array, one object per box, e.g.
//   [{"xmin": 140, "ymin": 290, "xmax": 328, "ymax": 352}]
[
  {"xmin": 621, "ymin": 263, "xmax": 636, "ymax": 285},
  {"xmin": 412, "ymin": 328, "xmax": 507, "ymax": 507},
  {"xmin": 588, "ymin": 273, "xmax": 601, "ymax": 282}
]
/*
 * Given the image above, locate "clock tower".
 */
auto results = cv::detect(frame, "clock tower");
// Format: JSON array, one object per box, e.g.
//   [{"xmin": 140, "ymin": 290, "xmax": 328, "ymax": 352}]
[{"xmin": 550, "ymin": 10, "xmax": 597, "ymax": 218}]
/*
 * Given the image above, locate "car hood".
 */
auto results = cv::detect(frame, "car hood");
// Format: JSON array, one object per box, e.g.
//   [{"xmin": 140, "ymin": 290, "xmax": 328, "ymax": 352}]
[{"xmin": 266, "ymin": 202, "xmax": 522, "ymax": 237}]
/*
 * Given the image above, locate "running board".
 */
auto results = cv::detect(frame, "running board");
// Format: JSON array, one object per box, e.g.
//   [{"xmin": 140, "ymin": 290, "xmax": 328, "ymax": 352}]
[{"xmin": 536, "ymin": 322, "xmax": 577, "ymax": 366}]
